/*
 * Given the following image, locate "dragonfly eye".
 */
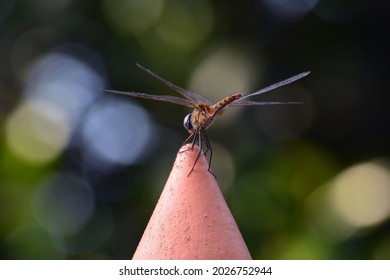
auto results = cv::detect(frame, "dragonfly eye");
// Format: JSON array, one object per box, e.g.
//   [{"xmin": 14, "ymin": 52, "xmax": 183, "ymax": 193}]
[{"xmin": 183, "ymin": 113, "xmax": 193, "ymax": 132}]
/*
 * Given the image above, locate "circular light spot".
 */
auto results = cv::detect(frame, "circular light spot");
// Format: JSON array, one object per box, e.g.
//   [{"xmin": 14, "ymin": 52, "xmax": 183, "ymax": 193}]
[
  {"xmin": 5, "ymin": 100, "xmax": 70, "ymax": 164},
  {"xmin": 330, "ymin": 161, "xmax": 390, "ymax": 228},
  {"xmin": 103, "ymin": 0, "xmax": 164, "ymax": 34},
  {"xmin": 23, "ymin": 50, "xmax": 104, "ymax": 127},
  {"xmin": 188, "ymin": 46, "xmax": 262, "ymax": 126},
  {"xmin": 156, "ymin": 0, "xmax": 213, "ymax": 49},
  {"xmin": 81, "ymin": 97, "xmax": 153, "ymax": 167}
]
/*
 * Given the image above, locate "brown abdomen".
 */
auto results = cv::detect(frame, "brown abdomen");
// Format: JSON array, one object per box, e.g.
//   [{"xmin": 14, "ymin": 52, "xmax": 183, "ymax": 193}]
[{"xmin": 213, "ymin": 93, "xmax": 242, "ymax": 116}]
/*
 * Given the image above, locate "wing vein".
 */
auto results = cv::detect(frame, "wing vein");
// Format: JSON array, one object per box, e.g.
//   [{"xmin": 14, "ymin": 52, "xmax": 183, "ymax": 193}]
[{"xmin": 102, "ymin": 89, "xmax": 195, "ymax": 107}]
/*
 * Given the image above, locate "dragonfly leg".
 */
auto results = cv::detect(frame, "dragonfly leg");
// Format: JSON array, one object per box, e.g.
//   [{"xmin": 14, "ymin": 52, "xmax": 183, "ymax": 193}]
[
  {"xmin": 203, "ymin": 133, "xmax": 212, "ymax": 170},
  {"xmin": 179, "ymin": 133, "xmax": 196, "ymax": 153},
  {"xmin": 191, "ymin": 131, "xmax": 198, "ymax": 149},
  {"xmin": 187, "ymin": 131, "xmax": 203, "ymax": 176},
  {"xmin": 202, "ymin": 132, "xmax": 216, "ymax": 178},
  {"xmin": 186, "ymin": 130, "xmax": 216, "ymax": 178},
  {"xmin": 180, "ymin": 131, "xmax": 215, "ymax": 178}
]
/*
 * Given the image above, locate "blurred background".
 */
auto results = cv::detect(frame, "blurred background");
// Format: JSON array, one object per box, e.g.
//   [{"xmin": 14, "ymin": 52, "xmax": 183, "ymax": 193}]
[{"xmin": 0, "ymin": 0, "xmax": 389, "ymax": 259}]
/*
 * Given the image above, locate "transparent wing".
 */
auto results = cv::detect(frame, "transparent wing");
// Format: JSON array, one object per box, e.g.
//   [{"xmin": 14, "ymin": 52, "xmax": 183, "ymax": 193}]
[
  {"xmin": 136, "ymin": 63, "xmax": 214, "ymax": 106},
  {"xmin": 102, "ymin": 89, "xmax": 195, "ymax": 107},
  {"xmin": 239, "ymin": 71, "xmax": 310, "ymax": 101},
  {"xmin": 231, "ymin": 100, "xmax": 303, "ymax": 106}
]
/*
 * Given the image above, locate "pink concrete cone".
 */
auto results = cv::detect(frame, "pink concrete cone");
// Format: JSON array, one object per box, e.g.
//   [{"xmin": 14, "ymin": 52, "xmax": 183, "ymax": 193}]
[{"xmin": 132, "ymin": 144, "xmax": 252, "ymax": 260}]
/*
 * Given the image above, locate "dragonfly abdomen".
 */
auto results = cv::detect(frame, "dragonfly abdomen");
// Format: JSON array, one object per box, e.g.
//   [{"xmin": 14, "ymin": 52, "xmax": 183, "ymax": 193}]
[{"xmin": 213, "ymin": 93, "xmax": 242, "ymax": 116}]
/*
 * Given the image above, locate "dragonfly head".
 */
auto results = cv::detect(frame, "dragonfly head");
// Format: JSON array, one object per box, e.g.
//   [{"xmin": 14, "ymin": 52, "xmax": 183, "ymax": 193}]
[{"xmin": 183, "ymin": 113, "xmax": 193, "ymax": 133}]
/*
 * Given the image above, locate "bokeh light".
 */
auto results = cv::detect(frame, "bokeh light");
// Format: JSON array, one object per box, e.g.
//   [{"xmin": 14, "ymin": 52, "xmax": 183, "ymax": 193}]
[
  {"xmin": 307, "ymin": 160, "xmax": 390, "ymax": 243},
  {"xmin": 80, "ymin": 96, "xmax": 153, "ymax": 169},
  {"xmin": 103, "ymin": 0, "xmax": 165, "ymax": 34},
  {"xmin": 330, "ymin": 160, "xmax": 390, "ymax": 228},
  {"xmin": 5, "ymin": 100, "xmax": 70, "ymax": 164},
  {"xmin": 155, "ymin": 0, "xmax": 213, "ymax": 50},
  {"xmin": 22, "ymin": 49, "xmax": 103, "ymax": 127},
  {"xmin": 188, "ymin": 46, "xmax": 261, "ymax": 126}
]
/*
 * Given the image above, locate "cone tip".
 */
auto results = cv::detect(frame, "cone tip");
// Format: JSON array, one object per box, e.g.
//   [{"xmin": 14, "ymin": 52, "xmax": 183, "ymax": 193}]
[{"xmin": 132, "ymin": 144, "xmax": 251, "ymax": 259}]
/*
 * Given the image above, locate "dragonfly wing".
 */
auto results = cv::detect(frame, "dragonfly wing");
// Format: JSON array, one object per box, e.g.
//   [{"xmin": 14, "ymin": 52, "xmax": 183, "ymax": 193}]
[
  {"xmin": 136, "ymin": 63, "xmax": 213, "ymax": 106},
  {"xmin": 102, "ymin": 89, "xmax": 195, "ymax": 107},
  {"xmin": 231, "ymin": 100, "xmax": 303, "ymax": 106},
  {"xmin": 240, "ymin": 71, "xmax": 310, "ymax": 100}
]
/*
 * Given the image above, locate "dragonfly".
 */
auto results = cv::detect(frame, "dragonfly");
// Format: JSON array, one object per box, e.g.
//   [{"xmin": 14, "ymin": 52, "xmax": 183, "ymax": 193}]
[{"xmin": 103, "ymin": 63, "xmax": 310, "ymax": 177}]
